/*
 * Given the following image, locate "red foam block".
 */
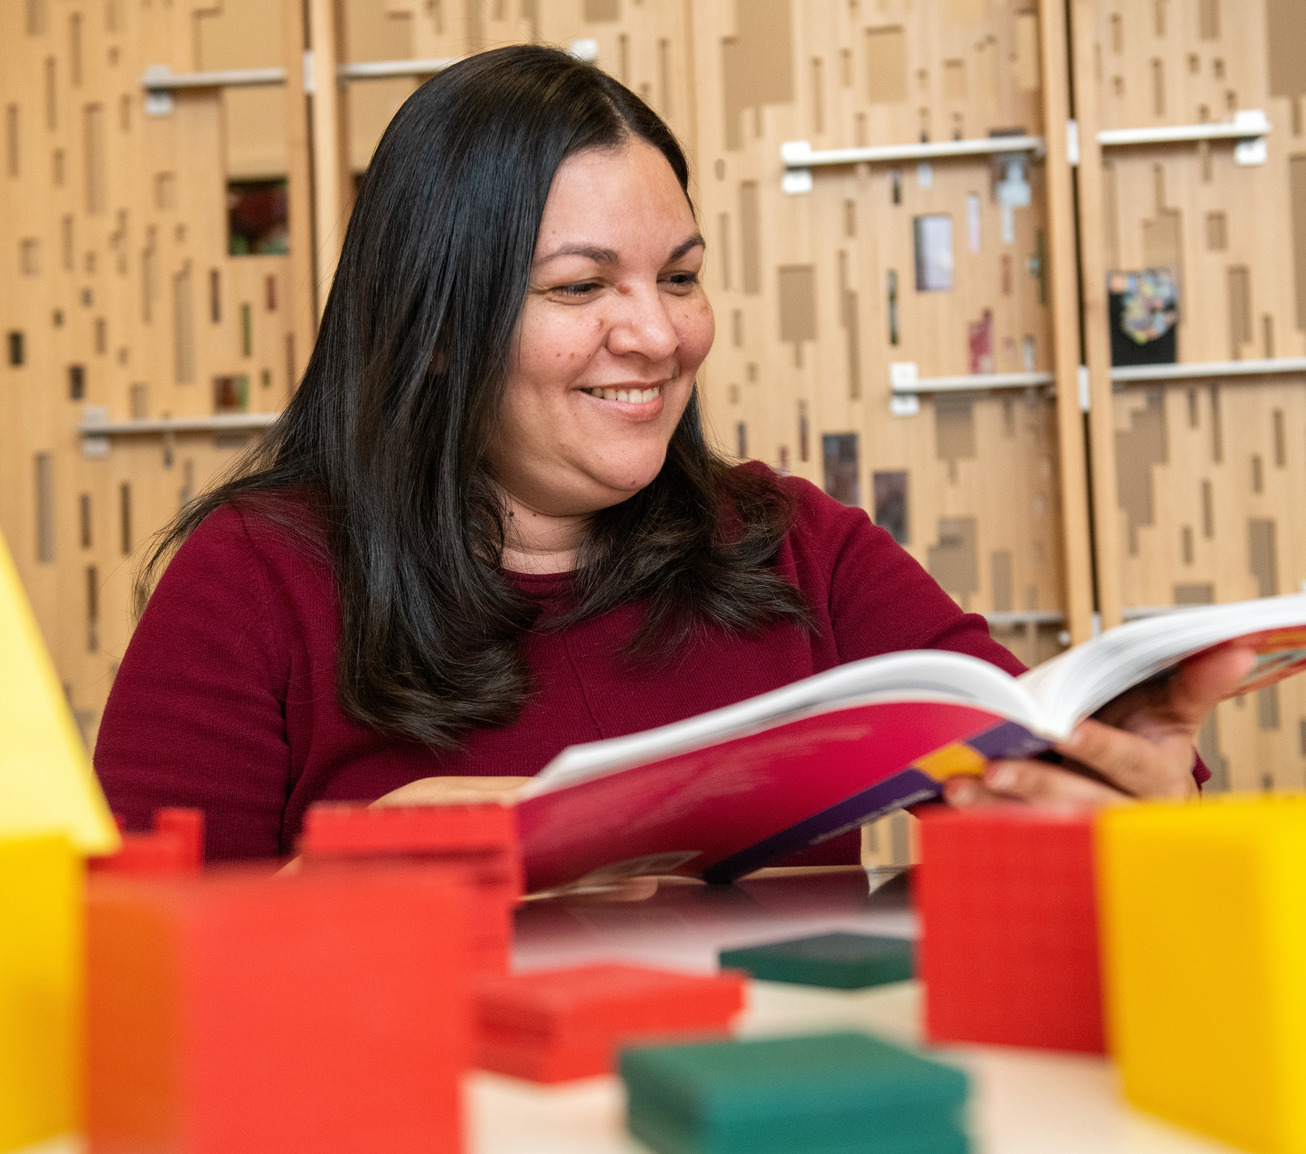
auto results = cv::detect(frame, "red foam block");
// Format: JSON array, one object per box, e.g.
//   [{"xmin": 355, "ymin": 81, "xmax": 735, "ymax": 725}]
[
  {"xmin": 86, "ymin": 864, "xmax": 471, "ymax": 1154},
  {"xmin": 475, "ymin": 964, "xmax": 746, "ymax": 1082},
  {"xmin": 92, "ymin": 808, "xmax": 205, "ymax": 875},
  {"xmin": 915, "ymin": 807, "xmax": 1104, "ymax": 1053}
]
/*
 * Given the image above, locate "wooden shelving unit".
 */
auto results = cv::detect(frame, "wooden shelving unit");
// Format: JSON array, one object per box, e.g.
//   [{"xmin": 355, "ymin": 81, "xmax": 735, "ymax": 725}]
[{"xmin": 1, "ymin": 0, "xmax": 1302, "ymax": 797}]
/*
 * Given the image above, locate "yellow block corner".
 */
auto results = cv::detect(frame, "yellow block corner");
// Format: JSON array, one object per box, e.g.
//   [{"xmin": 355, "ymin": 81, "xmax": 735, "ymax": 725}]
[{"xmin": 0, "ymin": 532, "xmax": 118, "ymax": 855}]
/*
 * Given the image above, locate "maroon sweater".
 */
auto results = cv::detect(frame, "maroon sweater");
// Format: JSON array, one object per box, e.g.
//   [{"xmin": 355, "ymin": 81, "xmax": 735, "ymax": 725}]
[{"xmin": 94, "ymin": 475, "xmax": 1025, "ymax": 862}]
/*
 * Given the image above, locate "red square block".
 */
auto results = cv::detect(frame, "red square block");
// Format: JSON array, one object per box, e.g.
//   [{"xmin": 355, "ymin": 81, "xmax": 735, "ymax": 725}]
[
  {"xmin": 475, "ymin": 964, "xmax": 746, "ymax": 1082},
  {"xmin": 92, "ymin": 809, "xmax": 206, "ymax": 876},
  {"xmin": 916, "ymin": 807, "xmax": 1104, "ymax": 1053},
  {"xmin": 86, "ymin": 865, "xmax": 471, "ymax": 1154},
  {"xmin": 300, "ymin": 802, "xmax": 522, "ymax": 972}
]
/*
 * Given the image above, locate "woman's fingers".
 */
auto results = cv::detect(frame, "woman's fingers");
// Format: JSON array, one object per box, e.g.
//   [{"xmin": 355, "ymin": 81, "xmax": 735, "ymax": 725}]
[
  {"xmin": 370, "ymin": 775, "xmax": 532, "ymax": 807},
  {"xmin": 943, "ymin": 643, "xmax": 1259, "ymax": 813},
  {"xmin": 1094, "ymin": 643, "xmax": 1257, "ymax": 737},
  {"xmin": 1055, "ymin": 719, "xmax": 1196, "ymax": 799},
  {"xmin": 944, "ymin": 762, "xmax": 1126, "ymax": 809}
]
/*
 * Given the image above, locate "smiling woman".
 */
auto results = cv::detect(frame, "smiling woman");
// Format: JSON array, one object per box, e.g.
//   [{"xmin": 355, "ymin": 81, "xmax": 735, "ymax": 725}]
[{"xmin": 92, "ymin": 45, "xmax": 1234, "ymax": 864}]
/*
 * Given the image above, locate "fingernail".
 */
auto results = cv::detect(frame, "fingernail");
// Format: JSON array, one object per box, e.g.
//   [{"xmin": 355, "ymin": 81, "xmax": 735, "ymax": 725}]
[
  {"xmin": 1061, "ymin": 724, "xmax": 1087, "ymax": 750},
  {"xmin": 985, "ymin": 764, "xmax": 1017, "ymax": 791},
  {"xmin": 947, "ymin": 778, "xmax": 979, "ymax": 806}
]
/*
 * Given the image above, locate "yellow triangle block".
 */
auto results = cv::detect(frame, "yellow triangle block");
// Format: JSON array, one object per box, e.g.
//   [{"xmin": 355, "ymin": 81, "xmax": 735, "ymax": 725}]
[{"xmin": 0, "ymin": 532, "xmax": 118, "ymax": 855}]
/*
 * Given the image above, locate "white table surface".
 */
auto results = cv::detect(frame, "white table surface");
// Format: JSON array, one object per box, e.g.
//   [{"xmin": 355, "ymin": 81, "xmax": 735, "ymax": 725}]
[{"xmin": 471, "ymin": 866, "xmax": 1242, "ymax": 1154}]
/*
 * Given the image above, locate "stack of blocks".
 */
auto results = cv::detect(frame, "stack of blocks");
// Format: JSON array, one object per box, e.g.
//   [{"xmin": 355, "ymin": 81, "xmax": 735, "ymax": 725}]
[
  {"xmin": 621, "ymin": 1031, "xmax": 969, "ymax": 1154},
  {"xmin": 719, "ymin": 932, "xmax": 913, "ymax": 990},
  {"xmin": 915, "ymin": 807, "xmax": 1104, "ymax": 1052},
  {"xmin": 85, "ymin": 862, "xmax": 472, "ymax": 1154},
  {"xmin": 475, "ymin": 963, "xmax": 746, "ymax": 1082},
  {"xmin": 0, "ymin": 525, "xmax": 121, "ymax": 1153},
  {"xmin": 299, "ymin": 801, "xmax": 522, "ymax": 971},
  {"xmin": 1098, "ymin": 794, "xmax": 1306, "ymax": 1154}
]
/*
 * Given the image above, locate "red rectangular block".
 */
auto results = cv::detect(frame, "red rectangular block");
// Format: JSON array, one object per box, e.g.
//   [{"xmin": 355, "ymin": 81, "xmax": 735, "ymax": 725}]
[
  {"xmin": 475, "ymin": 964, "xmax": 746, "ymax": 1082},
  {"xmin": 916, "ymin": 807, "xmax": 1104, "ymax": 1053},
  {"xmin": 86, "ymin": 865, "xmax": 471, "ymax": 1154},
  {"xmin": 300, "ymin": 803, "xmax": 522, "ymax": 895},
  {"xmin": 300, "ymin": 802, "xmax": 522, "ymax": 972},
  {"xmin": 92, "ymin": 809, "xmax": 205, "ymax": 876}
]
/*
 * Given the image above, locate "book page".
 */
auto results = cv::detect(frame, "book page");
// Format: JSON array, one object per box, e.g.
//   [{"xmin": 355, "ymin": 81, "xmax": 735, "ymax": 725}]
[
  {"xmin": 523, "ymin": 649, "xmax": 1044, "ymax": 798},
  {"xmin": 1019, "ymin": 593, "xmax": 1306, "ymax": 733}
]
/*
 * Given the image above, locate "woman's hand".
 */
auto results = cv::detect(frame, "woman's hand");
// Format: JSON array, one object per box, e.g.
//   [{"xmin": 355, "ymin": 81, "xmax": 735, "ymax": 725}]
[
  {"xmin": 370, "ymin": 775, "xmax": 532, "ymax": 807},
  {"xmin": 943, "ymin": 643, "xmax": 1257, "ymax": 809}
]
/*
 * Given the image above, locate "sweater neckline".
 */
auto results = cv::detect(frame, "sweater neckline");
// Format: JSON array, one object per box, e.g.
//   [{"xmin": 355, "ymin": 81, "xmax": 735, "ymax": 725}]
[{"xmin": 505, "ymin": 568, "xmax": 572, "ymax": 592}]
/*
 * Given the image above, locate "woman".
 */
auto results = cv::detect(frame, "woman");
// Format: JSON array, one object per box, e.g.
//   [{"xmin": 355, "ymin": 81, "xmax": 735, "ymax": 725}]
[{"xmin": 94, "ymin": 45, "xmax": 1246, "ymax": 862}]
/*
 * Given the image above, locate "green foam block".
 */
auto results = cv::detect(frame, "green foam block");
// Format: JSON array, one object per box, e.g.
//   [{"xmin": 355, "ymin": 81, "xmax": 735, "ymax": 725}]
[
  {"xmin": 621, "ymin": 1031, "xmax": 969, "ymax": 1154},
  {"xmin": 718, "ymin": 932, "xmax": 914, "ymax": 990}
]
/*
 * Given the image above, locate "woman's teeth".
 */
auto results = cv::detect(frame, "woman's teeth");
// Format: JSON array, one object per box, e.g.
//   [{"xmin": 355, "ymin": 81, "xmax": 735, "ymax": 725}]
[{"xmin": 587, "ymin": 386, "xmax": 661, "ymax": 403}]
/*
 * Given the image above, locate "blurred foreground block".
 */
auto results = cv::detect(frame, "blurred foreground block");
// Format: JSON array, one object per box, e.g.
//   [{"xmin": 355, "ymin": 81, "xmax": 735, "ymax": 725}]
[
  {"xmin": 0, "ymin": 836, "xmax": 81, "ymax": 1154},
  {"xmin": 0, "ymin": 531, "xmax": 118, "ymax": 854},
  {"xmin": 1099, "ymin": 795, "xmax": 1306, "ymax": 1154},
  {"xmin": 91, "ymin": 809, "xmax": 204, "ymax": 875},
  {"xmin": 621, "ymin": 1031, "xmax": 969, "ymax": 1154},
  {"xmin": 719, "ymin": 932, "xmax": 913, "ymax": 990},
  {"xmin": 86, "ymin": 866, "xmax": 470, "ymax": 1154},
  {"xmin": 916, "ymin": 808, "xmax": 1103, "ymax": 1052},
  {"xmin": 476, "ymin": 963, "xmax": 744, "ymax": 1082},
  {"xmin": 300, "ymin": 801, "xmax": 521, "ymax": 972}
]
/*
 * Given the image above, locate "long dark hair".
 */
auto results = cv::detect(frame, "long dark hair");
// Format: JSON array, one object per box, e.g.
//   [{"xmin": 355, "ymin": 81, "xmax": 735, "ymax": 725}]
[{"xmin": 139, "ymin": 44, "xmax": 809, "ymax": 748}]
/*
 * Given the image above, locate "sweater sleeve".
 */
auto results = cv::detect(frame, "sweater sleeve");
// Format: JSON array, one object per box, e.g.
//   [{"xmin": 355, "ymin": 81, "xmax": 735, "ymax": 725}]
[{"xmin": 93, "ymin": 507, "xmax": 294, "ymax": 860}]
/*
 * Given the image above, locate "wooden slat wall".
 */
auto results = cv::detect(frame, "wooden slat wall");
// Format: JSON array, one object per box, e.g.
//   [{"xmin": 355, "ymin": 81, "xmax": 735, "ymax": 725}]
[
  {"xmin": 1077, "ymin": 0, "xmax": 1306, "ymax": 790},
  {"xmin": 2, "ymin": 0, "xmax": 1302, "ymax": 802}
]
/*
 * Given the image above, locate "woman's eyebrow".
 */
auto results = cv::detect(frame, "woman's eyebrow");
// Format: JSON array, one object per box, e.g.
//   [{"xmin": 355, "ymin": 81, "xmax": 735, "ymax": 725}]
[
  {"xmin": 537, "ymin": 243, "xmax": 620, "ymax": 266},
  {"xmin": 668, "ymin": 233, "xmax": 706, "ymax": 261},
  {"xmin": 535, "ymin": 233, "xmax": 707, "ymax": 267}
]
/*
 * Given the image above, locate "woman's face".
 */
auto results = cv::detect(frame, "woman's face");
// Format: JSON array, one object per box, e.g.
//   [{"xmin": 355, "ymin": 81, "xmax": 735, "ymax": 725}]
[{"xmin": 487, "ymin": 140, "xmax": 714, "ymax": 520}]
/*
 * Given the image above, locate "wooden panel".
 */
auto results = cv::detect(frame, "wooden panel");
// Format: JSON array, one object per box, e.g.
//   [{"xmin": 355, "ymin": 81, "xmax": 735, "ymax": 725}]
[
  {"xmin": 690, "ymin": 0, "xmax": 1063, "ymax": 636},
  {"xmin": 1080, "ymin": 0, "xmax": 1306, "ymax": 790},
  {"xmin": 3, "ymin": 0, "xmax": 1303, "ymax": 792},
  {"xmin": 0, "ymin": 0, "xmax": 307, "ymax": 746}
]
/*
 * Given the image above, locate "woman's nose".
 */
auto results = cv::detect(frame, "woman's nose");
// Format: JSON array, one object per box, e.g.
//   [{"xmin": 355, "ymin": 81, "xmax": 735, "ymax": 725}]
[{"xmin": 606, "ymin": 284, "xmax": 679, "ymax": 362}]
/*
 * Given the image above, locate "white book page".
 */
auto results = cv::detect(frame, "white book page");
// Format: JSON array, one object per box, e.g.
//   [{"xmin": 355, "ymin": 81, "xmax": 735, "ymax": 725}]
[
  {"xmin": 1019, "ymin": 593, "xmax": 1306, "ymax": 733},
  {"xmin": 520, "ymin": 649, "xmax": 1046, "ymax": 799}
]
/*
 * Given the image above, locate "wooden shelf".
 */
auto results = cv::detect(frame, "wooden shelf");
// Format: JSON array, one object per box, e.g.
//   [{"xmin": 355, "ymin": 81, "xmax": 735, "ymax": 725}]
[
  {"xmin": 889, "ymin": 369, "xmax": 1055, "ymax": 396},
  {"xmin": 780, "ymin": 135, "xmax": 1044, "ymax": 193},
  {"xmin": 985, "ymin": 610, "xmax": 1066, "ymax": 627},
  {"xmin": 337, "ymin": 57, "xmax": 459, "ymax": 80},
  {"xmin": 1110, "ymin": 356, "xmax": 1306, "ymax": 384},
  {"xmin": 78, "ymin": 413, "xmax": 279, "ymax": 438},
  {"xmin": 1097, "ymin": 109, "xmax": 1271, "ymax": 149}
]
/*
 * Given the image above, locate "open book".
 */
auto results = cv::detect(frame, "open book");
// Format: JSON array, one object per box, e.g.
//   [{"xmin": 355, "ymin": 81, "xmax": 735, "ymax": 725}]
[{"xmin": 515, "ymin": 594, "xmax": 1306, "ymax": 892}]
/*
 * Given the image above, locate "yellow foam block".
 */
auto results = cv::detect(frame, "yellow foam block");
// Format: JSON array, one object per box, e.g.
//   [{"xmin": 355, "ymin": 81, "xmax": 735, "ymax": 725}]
[
  {"xmin": 0, "ymin": 532, "xmax": 117, "ymax": 854},
  {"xmin": 0, "ymin": 836, "xmax": 82, "ymax": 1153},
  {"xmin": 1097, "ymin": 795, "xmax": 1306, "ymax": 1154}
]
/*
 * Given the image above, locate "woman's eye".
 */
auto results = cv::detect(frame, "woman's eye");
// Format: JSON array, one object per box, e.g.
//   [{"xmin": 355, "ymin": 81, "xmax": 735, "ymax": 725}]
[
  {"xmin": 554, "ymin": 281, "xmax": 600, "ymax": 297},
  {"xmin": 664, "ymin": 271, "xmax": 700, "ymax": 290}
]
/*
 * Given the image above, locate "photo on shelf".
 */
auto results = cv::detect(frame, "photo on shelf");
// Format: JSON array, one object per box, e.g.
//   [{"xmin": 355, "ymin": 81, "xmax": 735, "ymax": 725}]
[{"xmin": 1108, "ymin": 268, "xmax": 1179, "ymax": 366}]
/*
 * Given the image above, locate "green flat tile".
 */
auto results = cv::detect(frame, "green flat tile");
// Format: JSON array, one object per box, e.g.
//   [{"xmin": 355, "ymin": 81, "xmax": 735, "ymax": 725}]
[
  {"xmin": 628, "ymin": 1099, "xmax": 968, "ymax": 1154},
  {"xmin": 719, "ymin": 933, "xmax": 914, "ymax": 990},
  {"xmin": 621, "ymin": 1031, "xmax": 968, "ymax": 1154}
]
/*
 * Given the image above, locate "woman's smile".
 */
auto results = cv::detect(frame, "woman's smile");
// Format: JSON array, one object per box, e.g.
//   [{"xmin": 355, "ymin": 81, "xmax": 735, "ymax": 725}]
[{"xmin": 581, "ymin": 383, "xmax": 664, "ymax": 407}]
